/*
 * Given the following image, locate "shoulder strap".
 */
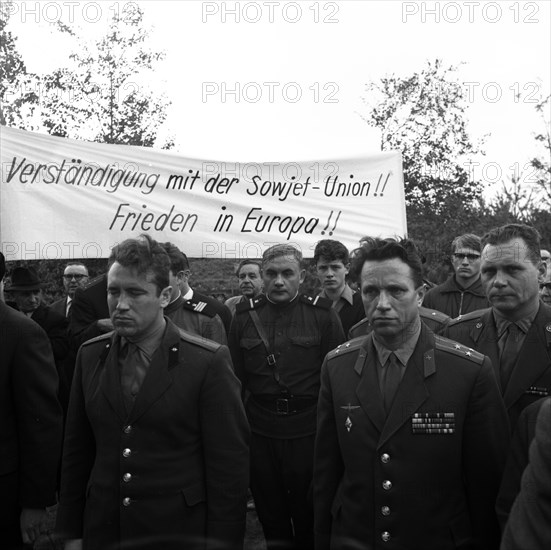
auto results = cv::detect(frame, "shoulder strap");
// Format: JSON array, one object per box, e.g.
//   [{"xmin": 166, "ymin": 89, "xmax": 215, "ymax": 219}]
[{"xmin": 248, "ymin": 309, "xmax": 290, "ymax": 395}]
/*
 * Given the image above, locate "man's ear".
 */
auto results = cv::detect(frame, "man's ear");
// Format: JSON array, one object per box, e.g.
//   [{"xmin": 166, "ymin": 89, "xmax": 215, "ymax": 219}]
[
  {"xmin": 537, "ymin": 261, "xmax": 547, "ymax": 284},
  {"xmin": 416, "ymin": 284, "xmax": 426, "ymax": 306},
  {"xmin": 160, "ymin": 286, "xmax": 172, "ymax": 308},
  {"xmin": 299, "ymin": 269, "xmax": 306, "ymax": 285}
]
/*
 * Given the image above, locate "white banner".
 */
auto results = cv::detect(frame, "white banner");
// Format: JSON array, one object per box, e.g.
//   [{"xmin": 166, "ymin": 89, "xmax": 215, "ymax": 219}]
[{"xmin": 0, "ymin": 126, "xmax": 406, "ymax": 260}]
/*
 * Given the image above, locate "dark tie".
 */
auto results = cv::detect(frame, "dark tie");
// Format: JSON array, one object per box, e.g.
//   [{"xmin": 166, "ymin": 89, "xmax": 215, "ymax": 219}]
[
  {"xmin": 120, "ymin": 342, "xmax": 142, "ymax": 406},
  {"xmin": 383, "ymin": 353, "xmax": 402, "ymax": 414},
  {"xmin": 500, "ymin": 323, "xmax": 521, "ymax": 392}
]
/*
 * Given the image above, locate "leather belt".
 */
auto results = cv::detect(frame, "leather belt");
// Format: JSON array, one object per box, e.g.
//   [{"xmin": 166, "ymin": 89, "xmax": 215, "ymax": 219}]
[{"xmin": 251, "ymin": 395, "xmax": 317, "ymax": 415}]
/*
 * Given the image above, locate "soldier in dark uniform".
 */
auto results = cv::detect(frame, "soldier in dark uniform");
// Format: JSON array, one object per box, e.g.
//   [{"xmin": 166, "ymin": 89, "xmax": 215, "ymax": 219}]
[
  {"xmin": 229, "ymin": 243, "xmax": 345, "ymax": 550},
  {"xmin": 348, "ymin": 306, "xmax": 450, "ymax": 339},
  {"xmin": 56, "ymin": 235, "xmax": 249, "ymax": 550},
  {"xmin": 444, "ymin": 224, "xmax": 551, "ymax": 431},
  {"xmin": 161, "ymin": 242, "xmax": 227, "ymax": 344},
  {"xmin": 314, "ymin": 237, "xmax": 509, "ymax": 550}
]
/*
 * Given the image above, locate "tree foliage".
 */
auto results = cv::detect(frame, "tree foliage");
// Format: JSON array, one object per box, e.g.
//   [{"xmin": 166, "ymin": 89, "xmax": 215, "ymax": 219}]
[
  {"xmin": 362, "ymin": 59, "xmax": 485, "ymax": 213},
  {"xmin": 1, "ymin": 3, "xmax": 172, "ymax": 147},
  {"xmin": 529, "ymin": 94, "xmax": 551, "ymax": 208}
]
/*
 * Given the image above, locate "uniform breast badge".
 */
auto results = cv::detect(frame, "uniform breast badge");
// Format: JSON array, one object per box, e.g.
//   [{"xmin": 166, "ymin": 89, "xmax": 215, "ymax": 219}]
[{"xmin": 340, "ymin": 404, "xmax": 360, "ymax": 432}]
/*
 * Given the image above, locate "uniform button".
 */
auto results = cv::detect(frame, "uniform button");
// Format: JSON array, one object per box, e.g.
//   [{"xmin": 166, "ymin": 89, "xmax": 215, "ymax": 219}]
[
  {"xmin": 123, "ymin": 473, "xmax": 132, "ymax": 482},
  {"xmin": 381, "ymin": 531, "xmax": 391, "ymax": 542},
  {"xmin": 381, "ymin": 506, "xmax": 390, "ymax": 516},
  {"xmin": 381, "ymin": 453, "xmax": 390, "ymax": 464},
  {"xmin": 382, "ymin": 480, "xmax": 392, "ymax": 490},
  {"xmin": 123, "ymin": 425, "xmax": 132, "ymax": 434},
  {"xmin": 122, "ymin": 448, "xmax": 132, "ymax": 458},
  {"xmin": 122, "ymin": 497, "xmax": 131, "ymax": 506}
]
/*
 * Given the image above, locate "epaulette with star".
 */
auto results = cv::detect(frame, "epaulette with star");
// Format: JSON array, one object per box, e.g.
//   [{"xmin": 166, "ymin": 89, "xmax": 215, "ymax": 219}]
[
  {"xmin": 419, "ymin": 307, "xmax": 450, "ymax": 324},
  {"xmin": 447, "ymin": 308, "xmax": 490, "ymax": 327},
  {"xmin": 326, "ymin": 336, "xmax": 365, "ymax": 359},
  {"xmin": 235, "ymin": 294, "xmax": 267, "ymax": 313},
  {"xmin": 434, "ymin": 335, "xmax": 485, "ymax": 365},
  {"xmin": 81, "ymin": 331, "xmax": 113, "ymax": 348},
  {"xmin": 300, "ymin": 294, "xmax": 332, "ymax": 309},
  {"xmin": 182, "ymin": 298, "xmax": 218, "ymax": 318}
]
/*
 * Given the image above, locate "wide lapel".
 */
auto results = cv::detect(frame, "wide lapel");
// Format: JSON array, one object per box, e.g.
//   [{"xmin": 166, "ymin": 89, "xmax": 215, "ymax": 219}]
[
  {"xmin": 355, "ymin": 335, "xmax": 386, "ymax": 434},
  {"xmin": 127, "ymin": 320, "xmax": 179, "ymax": 424},
  {"xmin": 469, "ymin": 310, "xmax": 500, "ymax": 383},
  {"xmin": 503, "ymin": 304, "xmax": 551, "ymax": 408},
  {"xmin": 378, "ymin": 325, "xmax": 432, "ymax": 448},
  {"xmin": 100, "ymin": 335, "xmax": 126, "ymax": 421}
]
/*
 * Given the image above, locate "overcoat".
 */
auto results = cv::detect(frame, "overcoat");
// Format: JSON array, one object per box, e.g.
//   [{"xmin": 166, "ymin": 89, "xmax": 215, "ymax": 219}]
[
  {"xmin": 314, "ymin": 324, "xmax": 509, "ymax": 550},
  {"xmin": 56, "ymin": 318, "xmax": 250, "ymax": 550},
  {"xmin": 444, "ymin": 303, "xmax": 551, "ymax": 430}
]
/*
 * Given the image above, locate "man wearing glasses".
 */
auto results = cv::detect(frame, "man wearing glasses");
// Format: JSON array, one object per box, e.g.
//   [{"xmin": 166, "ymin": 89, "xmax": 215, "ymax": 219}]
[
  {"xmin": 423, "ymin": 233, "xmax": 488, "ymax": 318},
  {"xmin": 50, "ymin": 263, "xmax": 89, "ymax": 318}
]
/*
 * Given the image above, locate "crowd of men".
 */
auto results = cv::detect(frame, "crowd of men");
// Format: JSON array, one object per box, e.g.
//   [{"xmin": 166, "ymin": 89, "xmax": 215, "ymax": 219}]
[{"xmin": 1, "ymin": 223, "xmax": 550, "ymax": 550}]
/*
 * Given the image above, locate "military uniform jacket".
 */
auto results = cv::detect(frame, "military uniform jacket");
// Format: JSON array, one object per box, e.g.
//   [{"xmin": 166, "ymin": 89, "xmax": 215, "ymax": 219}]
[
  {"xmin": 56, "ymin": 317, "xmax": 250, "ymax": 550},
  {"xmin": 229, "ymin": 294, "xmax": 345, "ymax": 438},
  {"xmin": 165, "ymin": 294, "xmax": 227, "ymax": 345},
  {"xmin": 314, "ymin": 324, "xmax": 509, "ymax": 550},
  {"xmin": 444, "ymin": 303, "xmax": 551, "ymax": 430}
]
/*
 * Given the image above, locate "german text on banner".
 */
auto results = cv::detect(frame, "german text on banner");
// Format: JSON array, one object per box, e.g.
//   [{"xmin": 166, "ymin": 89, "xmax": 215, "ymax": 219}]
[{"xmin": 0, "ymin": 126, "xmax": 406, "ymax": 260}]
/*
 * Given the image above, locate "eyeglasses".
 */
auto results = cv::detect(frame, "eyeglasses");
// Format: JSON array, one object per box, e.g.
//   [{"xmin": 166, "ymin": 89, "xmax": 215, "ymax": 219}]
[
  {"xmin": 540, "ymin": 283, "xmax": 551, "ymax": 291},
  {"xmin": 63, "ymin": 274, "xmax": 88, "ymax": 280},
  {"xmin": 452, "ymin": 253, "xmax": 480, "ymax": 262}
]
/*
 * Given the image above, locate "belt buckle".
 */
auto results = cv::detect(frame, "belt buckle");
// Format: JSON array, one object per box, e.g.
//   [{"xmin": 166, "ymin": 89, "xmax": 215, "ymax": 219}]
[
  {"xmin": 267, "ymin": 354, "xmax": 276, "ymax": 366},
  {"xmin": 276, "ymin": 398, "xmax": 289, "ymax": 415}
]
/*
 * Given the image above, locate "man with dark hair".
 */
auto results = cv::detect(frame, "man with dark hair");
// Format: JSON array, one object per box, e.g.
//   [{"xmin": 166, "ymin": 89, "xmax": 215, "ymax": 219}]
[
  {"xmin": 423, "ymin": 233, "xmax": 489, "ymax": 318},
  {"xmin": 314, "ymin": 237, "xmax": 508, "ymax": 550},
  {"xmin": 50, "ymin": 263, "xmax": 89, "ymax": 318},
  {"xmin": 313, "ymin": 239, "xmax": 365, "ymax": 336},
  {"xmin": 161, "ymin": 242, "xmax": 227, "ymax": 344},
  {"xmin": 225, "ymin": 260, "xmax": 263, "ymax": 315},
  {"xmin": 445, "ymin": 223, "xmax": 551, "ymax": 431},
  {"xmin": 0, "ymin": 253, "xmax": 63, "ymax": 550},
  {"xmin": 56, "ymin": 235, "xmax": 249, "ymax": 550},
  {"xmin": 229, "ymin": 243, "xmax": 345, "ymax": 550}
]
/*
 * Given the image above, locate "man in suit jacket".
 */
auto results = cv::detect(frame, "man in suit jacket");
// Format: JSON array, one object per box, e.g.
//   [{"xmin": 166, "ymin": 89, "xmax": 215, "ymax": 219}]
[
  {"xmin": 445, "ymin": 224, "xmax": 551, "ymax": 431},
  {"xmin": 0, "ymin": 253, "xmax": 63, "ymax": 549},
  {"xmin": 314, "ymin": 237, "xmax": 509, "ymax": 550},
  {"xmin": 501, "ymin": 397, "xmax": 551, "ymax": 550},
  {"xmin": 50, "ymin": 263, "xmax": 89, "ymax": 318},
  {"xmin": 56, "ymin": 235, "xmax": 249, "ymax": 550}
]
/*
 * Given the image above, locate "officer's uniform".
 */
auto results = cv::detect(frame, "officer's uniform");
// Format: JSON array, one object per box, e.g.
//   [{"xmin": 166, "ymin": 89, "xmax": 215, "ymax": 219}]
[
  {"xmin": 444, "ymin": 303, "xmax": 551, "ymax": 430},
  {"xmin": 56, "ymin": 317, "xmax": 249, "ymax": 550},
  {"xmin": 314, "ymin": 324, "xmax": 509, "ymax": 550},
  {"xmin": 348, "ymin": 306, "xmax": 450, "ymax": 339},
  {"xmin": 165, "ymin": 293, "xmax": 227, "ymax": 344},
  {"xmin": 229, "ymin": 294, "xmax": 345, "ymax": 550}
]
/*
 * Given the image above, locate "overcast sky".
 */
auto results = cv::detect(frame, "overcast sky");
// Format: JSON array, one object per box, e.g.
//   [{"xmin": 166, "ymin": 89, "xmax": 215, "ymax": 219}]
[{"xmin": 6, "ymin": 0, "xmax": 551, "ymax": 196}]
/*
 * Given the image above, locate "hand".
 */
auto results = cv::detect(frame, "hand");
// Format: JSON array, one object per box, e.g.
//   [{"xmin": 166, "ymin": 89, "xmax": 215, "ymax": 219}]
[
  {"xmin": 20, "ymin": 508, "xmax": 47, "ymax": 544},
  {"xmin": 96, "ymin": 318, "xmax": 114, "ymax": 332},
  {"xmin": 64, "ymin": 539, "xmax": 83, "ymax": 550}
]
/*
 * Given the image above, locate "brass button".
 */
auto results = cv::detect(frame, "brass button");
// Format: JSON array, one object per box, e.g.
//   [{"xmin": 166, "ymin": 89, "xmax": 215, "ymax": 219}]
[
  {"xmin": 382, "ymin": 480, "xmax": 392, "ymax": 490},
  {"xmin": 381, "ymin": 453, "xmax": 390, "ymax": 464},
  {"xmin": 122, "ymin": 448, "xmax": 131, "ymax": 458},
  {"xmin": 123, "ymin": 473, "xmax": 132, "ymax": 482},
  {"xmin": 123, "ymin": 425, "xmax": 132, "ymax": 434},
  {"xmin": 122, "ymin": 497, "xmax": 131, "ymax": 506},
  {"xmin": 381, "ymin": 506, "xmax": 390, "ymax": 516},
  {"xmin": 381, "ymin": 531, "xmax": 391, "ymax": 542}
]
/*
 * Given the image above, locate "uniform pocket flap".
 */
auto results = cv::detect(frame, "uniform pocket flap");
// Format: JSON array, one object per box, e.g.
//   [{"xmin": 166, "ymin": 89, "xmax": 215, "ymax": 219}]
[
  {"xmin": 240, "ymin": 337, "xmax": 263, "ymax": 350},
  {"xmin": 181, "ymin": 484, "xmax": 206, "ymax": 506},
  {"xmin": 290, "ymin": 335, "xmax": 320, "ymax": 347}
]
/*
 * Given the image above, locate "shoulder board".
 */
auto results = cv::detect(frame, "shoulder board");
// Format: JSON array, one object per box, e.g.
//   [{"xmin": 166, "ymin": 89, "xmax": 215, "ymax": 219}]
[
  {"xmin": 182, "ymin": 299, "xmax": 217, "ymax": 318},
  {"xmin": 348, "ymin": 318, "xmax": 370, "ymax": 339},
  {"xmin": 177, "ymin": 327, "xmax": 221, "ymax": 352},
  {"xmin": 419, "ymin": 307, "xmax": 450, "ymax": 324},
  {"xmin": 235, "ymin": 295, "xmax": 266, "ymax": 313},
  {"xmin": 81, "ymin": 331, "xmax": 114, "ymax": 348},
  {"xmin": 300, "ymin": 294, "xmax": 332, "ymax": 309},
  {"xmin": 83, "ymin": 273, "xmax": 106, "ymax": 290},
  {"xmin": 434, "ymin": 335, "xmax": 485, "ymax": 365},
  {"xmin": 447, "ymin": 308, "xmax": 489, "ymax": 327},
  {"xmin": 326, "ymin": 336, "xmax": 365, "ymax": 359}
]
